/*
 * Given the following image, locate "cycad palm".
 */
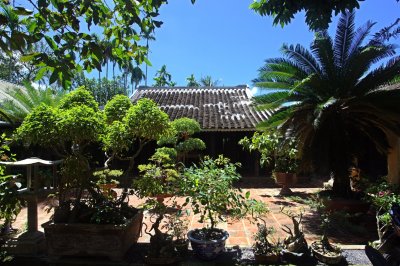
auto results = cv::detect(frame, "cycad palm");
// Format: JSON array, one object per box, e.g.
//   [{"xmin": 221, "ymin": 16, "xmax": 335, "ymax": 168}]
[
  {"xmin": 0, "ymin": 83, "xmax": 64, "ymax": 124},
  {"xmin": 254, "ymin": 11, "xmax": 400, "ymax": 197}
]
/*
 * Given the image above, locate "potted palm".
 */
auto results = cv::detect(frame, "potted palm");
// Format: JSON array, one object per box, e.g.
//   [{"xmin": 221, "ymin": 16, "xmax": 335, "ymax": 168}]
[{"xmin": 180, "ymin": 155, "xmax": 268, "ymax": 260}]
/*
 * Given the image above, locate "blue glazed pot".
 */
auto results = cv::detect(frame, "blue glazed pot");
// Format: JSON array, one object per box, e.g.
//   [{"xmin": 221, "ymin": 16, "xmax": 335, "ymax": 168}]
[{"xmin": 187, "ymin": 228, "xmax": 229, "ymax": 260}]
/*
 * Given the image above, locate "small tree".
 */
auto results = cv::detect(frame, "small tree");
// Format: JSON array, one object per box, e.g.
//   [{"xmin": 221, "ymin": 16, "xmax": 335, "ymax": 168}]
[
  {"xmin": 16, "ymin": 87, "xmax": 105, "ymax": 203},
  {"xmin": 158, "ymin": 117, "xmax": 205, "ymax": 164},
  {"xmin": 103, "ymin": 98, "xmax": 171, "ymax": 174}
]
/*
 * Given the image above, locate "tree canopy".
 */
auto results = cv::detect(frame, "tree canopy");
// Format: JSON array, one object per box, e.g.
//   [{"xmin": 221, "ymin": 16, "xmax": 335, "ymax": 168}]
[
  {"xmin": 250, "ymin": 0, "xmax": 399, "ymax": 30},
  {"xmin": 0, "ymin": 0, "xmax": 169, "ymax": 89}
]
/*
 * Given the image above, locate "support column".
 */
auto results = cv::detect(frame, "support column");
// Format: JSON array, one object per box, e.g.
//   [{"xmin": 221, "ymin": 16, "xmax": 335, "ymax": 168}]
[{"xmin": 387, "ymin": 133, "xmax": 400, "ymax": 185}]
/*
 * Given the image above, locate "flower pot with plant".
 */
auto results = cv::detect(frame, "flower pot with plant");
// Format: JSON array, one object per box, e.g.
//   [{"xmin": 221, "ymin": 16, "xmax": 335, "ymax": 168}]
[
  {"xmin": 163, "ymin": 212, "xmax": 190, "ymax": 257},
  {"xmin": 240, "ymin": 131, "xmax": 298, "ymax": 195},
  {"xmin": 180, "ymin": 155, "xmax": 268, "ymax": 260},
  {"xmin": 134, "ymin": 148, "xmax": 183, "ymax": 263},
  {"xmin": 252, "ymin": 223, "xmax": 283, "ymax": 264},
  {"xmin": 93, "ymin": 169, "xmax": 122, "ymax": 198},
  {"xmin": 309, "ymin": 196, "xmax": 343, "ymax": 264}
]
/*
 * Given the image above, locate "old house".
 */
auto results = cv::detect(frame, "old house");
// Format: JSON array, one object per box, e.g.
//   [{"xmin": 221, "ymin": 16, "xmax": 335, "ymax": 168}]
[{"xmin": 131, "ymin": 85, "xmax": 271, "ymax": 176}]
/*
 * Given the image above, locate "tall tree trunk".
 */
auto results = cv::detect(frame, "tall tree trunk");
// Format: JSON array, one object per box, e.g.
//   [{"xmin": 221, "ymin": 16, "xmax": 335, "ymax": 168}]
[{"xmin": 145, "ymin": 39, "xmax": 149, "ymax": 87}]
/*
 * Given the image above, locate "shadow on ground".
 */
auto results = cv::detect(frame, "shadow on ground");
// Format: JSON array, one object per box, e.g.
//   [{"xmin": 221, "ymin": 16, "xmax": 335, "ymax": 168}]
[{"xmin": 2, "ymin": 245, "xmax": 371, "ymax": 266}]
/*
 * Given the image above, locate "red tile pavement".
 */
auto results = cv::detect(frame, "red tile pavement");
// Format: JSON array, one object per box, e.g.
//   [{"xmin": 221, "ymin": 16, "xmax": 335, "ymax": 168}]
[{"xmin": 8, "ymin": 187, "xmax": 374, "ymax": 248}]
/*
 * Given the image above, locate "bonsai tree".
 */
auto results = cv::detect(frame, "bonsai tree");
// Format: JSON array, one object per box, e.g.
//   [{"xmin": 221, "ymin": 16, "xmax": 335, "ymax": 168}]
[
  {"xmin": 308, "ymin": 196, "xmax": 343, "ymax": 264},
  {"xmin": 133, "ymin": 147, "xmax": 182, "ymax": 262},
  {"xmin": 253, "ymin": 11, "xmax": 400, "ymax": 197},
  {"xmin": 158, "ymin": 117, "xmax": 205, "ymax": 164},
  {"xmin": 16, "ymin": 88, "xmax": 139, "ymax": 225},
  {"xmin": 103, "ymin": 94, "xmax": 132, "ymax": 124},
  {"xmin": 253, "ymin": 223, "xmax": 283, "ymax": 263},
  {"xmin": 180, "ymin": 155, "xmax": 268, "ymax": 259},
  {"xmin": 240, "ymin": 131, "xmax": 298, "ymax": 174},
  {"xmin": 103, "ymin": 97, "xmax": 171, "ymax": 174},
  {"xmin": 133, "ymin": 147, "xmax": 179, "ymax": 198},
  {"xmin": 280, "ymin": 207, "xmax": 308, "ymax": 254}
]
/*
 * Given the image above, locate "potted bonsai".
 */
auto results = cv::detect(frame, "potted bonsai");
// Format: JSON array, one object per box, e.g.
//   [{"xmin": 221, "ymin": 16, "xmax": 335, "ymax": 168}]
[
  {"xmin": 252, "ymin": 223, "xmax": 283, "ymax": 264},
  {"xmin": 134, "ymin": 148, "xmax": 183, "ymax": 264},
  {"xmin": 240, "ymin": 131, "xmax": 298, "ymax": 195},
  {"xmin": 180, "ymin": 155, "xmax": 268, "ymax": 260},
  {"xmin": 93, "ymin": 169, "xmax": 122, "ymax": 198},
  {"xmin": 163, "ymin": 212, "xmax": 190, "ymax": 257},
  {"xmin": 309, "ymin": 196, "xmax": 343, "ymax": 264},
  {"xmin": 15, "ymin": 88, "xmax": 143, "ymax": 261},
  {"xmin": 133, "ymin": 147, "xmax": 179, "ymax": 203},
  {"xmin": 281, "ymin": 207, "xmax": 308, "ymax": 254},
  {"xmin": 158, "ymin": 117, "xmax": 206, "ymax": 165}
]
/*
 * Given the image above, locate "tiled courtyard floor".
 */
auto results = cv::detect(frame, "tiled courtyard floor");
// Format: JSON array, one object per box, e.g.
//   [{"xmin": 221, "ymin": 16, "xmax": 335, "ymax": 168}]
[{"xmin": 11, "ymin": 186, "xmax": 377, "ymax": 248}]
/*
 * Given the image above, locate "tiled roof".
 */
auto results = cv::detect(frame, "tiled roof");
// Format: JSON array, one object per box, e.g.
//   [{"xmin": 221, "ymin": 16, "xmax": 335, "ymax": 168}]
[{"xmin": 131, "ymin": 85, "xmax": 272, "ymax": 131}]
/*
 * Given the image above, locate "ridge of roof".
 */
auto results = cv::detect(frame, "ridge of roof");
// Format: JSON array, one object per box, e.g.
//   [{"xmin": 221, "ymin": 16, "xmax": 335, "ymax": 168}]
[{"xmin": 136, "ymin": 85, "xmax": 248, "ymax": 90}]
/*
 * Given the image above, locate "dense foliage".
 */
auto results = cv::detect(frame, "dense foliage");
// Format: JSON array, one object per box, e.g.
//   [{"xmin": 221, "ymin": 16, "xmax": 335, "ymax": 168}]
[
  {"xmin": 158, "ymin": 117, "xmax": 205, "ymax": 164},
  {"xmin": 181, "ymin": 155, "xmax": 268, "ymax": 229},
  {"xmin": 251, "ymin": 0, "xmax": 399, "ymax": 30},
  {"xmin": 103, "ymin": 98, "xmax": 171, "ymax": 173},
  {"xmin": 253, "ymin": 11, "xmax": 400, "ymax": 196},
  {"xmin": 104, "ymin": 94, "xmax": 132, "ymax": 124},
  {"xmin": 240, "ymin": 131, "xmax": 298, "ymax": 173},
  {"xmin": 0, "ymin": 0, "xmax": 169, "ymax": 89},
  {"xmin": 0, "ymin": 83, "xmax": 64, "ymax": 124}
]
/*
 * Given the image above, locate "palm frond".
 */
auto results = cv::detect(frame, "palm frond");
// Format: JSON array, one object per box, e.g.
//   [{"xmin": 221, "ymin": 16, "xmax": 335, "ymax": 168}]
[
  {"xmin": 334, "ymin": 11, "xmax": 355, "ymax": 69},
  {"xmin": 281, "ymin": 44, "xmax": 321, "ymax": 75},
  {"xmin": 347, "ymin": 20, "xmax": 376, "ymax": 60},
  {"xmin": 355, "ymin": 56, "xmax": 400, "ymax": 94},
  {"xmin": 311, "ymin": 31, "xmax": 335, "ymax": 79}
]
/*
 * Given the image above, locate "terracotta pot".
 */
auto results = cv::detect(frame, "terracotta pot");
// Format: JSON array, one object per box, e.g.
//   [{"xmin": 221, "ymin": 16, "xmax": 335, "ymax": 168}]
[
  {"xmin": 187, "ymin": 228, "xmax": 229, "ymax": 260},
  {"xmin": 42, "ymin": 210, "xmax": 143, "ymax": 261},
  {"xmin": 311, "ymin": 241, "xmax": 343, "ymax": 265},
  {"xmin": 254, "ymin": 253, "xmax": 280, "ymax": 264},
  {"xmin": 154, "ymin": 193, "xmax": 174, "ymax": 203},
  {"xmin": 98, "ymin": 183, "xmax": 118, "ymax": 198},
  {"xmin": 273, "ymin": 172, "xmax": 297, "ymax": 195}
]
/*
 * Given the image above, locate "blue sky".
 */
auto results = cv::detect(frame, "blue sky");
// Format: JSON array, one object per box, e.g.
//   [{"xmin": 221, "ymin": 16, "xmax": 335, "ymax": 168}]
[{"xmin": 141, "ymin": 0, "xmax": 399, "ymax": 90}]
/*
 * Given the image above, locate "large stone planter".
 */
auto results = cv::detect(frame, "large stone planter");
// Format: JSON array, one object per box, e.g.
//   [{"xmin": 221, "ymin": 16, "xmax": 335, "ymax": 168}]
[{"xmin": 42, "ymin": 210, "xmax": 143, "ymax": 261}]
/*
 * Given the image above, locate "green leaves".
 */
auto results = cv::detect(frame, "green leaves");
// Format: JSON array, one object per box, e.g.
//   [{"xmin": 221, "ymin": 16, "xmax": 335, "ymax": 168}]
[
  {"xmin": 250, "ymin": 0, "xmax": 362, "ymax": 31},
  {"xmin": 0, "ymin": 0, "xmax": 172, "ymax": 89}
]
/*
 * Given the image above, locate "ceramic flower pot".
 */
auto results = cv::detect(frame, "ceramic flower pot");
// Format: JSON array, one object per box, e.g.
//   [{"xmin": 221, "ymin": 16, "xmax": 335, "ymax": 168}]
[
  {"xmin": 311, "ymin": 241, "xmax": 343, "ymax": 265},
  {"xmin": 187, "ymin": 228, "xmax": 229, "ymax": 260},
  {"xmin": 274, "ymin": 172, "xmax": 297, "ymax": 195},
  {"xmin": 254, "ymin": 253, "xmax": 280, "ymax": 264}
]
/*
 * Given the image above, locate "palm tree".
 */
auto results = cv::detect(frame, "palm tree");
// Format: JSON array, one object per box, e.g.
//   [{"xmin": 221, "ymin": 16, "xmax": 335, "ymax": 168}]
[
  {"xmin": 153, "ymin": 64, "xmax": 174, "ymax": 87},
  {"xmin": 200, "ymin": 75, "xmax": 219, "ymax": 87},
  {"xmin": 253, "ymin": 11, "xmax": 400, "ymax": 197},
  {"xmin": 0, "ymin": 83, "xmax": 64, "ymax": 123},
  {"xmin": 141, "ymin": 28, "xmax": 156, "ymax": 86},
  {"xmin": 186, "ymin": 74, "xmax": 200, "ymax": 87}
]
